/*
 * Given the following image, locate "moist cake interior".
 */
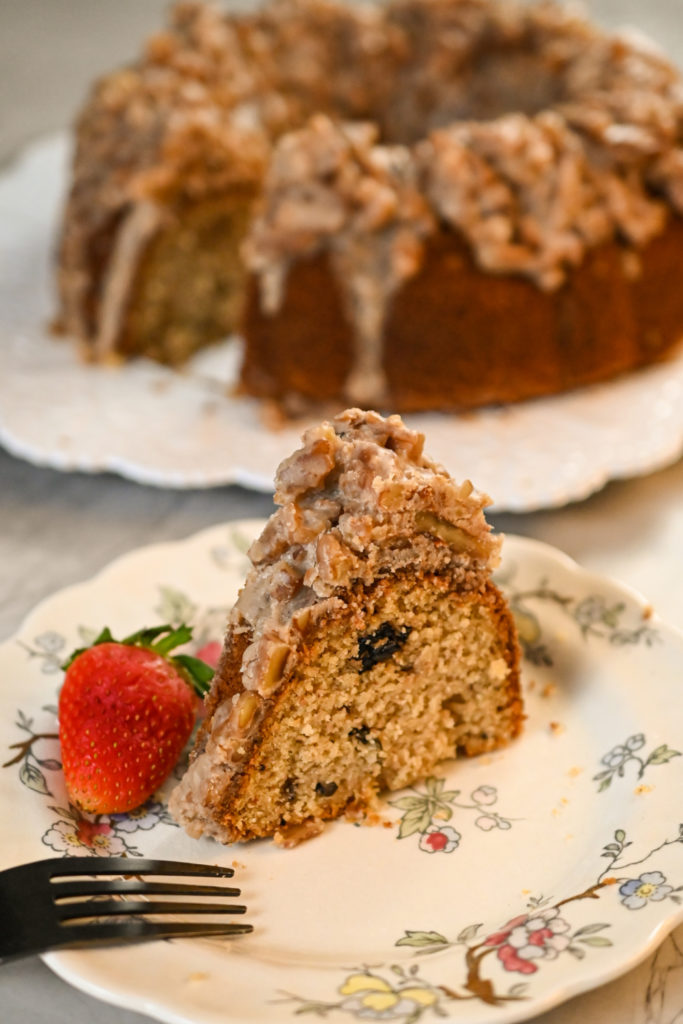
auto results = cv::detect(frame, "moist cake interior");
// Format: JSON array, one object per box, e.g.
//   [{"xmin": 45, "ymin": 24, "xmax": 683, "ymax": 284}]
[{"xmin": 207, "ymin": 571, "xmax": 519, "ymax": 841}]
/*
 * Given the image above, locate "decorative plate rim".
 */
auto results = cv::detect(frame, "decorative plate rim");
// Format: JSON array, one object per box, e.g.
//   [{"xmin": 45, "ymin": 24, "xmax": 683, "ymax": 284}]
[{"xmin": 2, "ymin": 134, "xmax": 683, "ymax": 512}]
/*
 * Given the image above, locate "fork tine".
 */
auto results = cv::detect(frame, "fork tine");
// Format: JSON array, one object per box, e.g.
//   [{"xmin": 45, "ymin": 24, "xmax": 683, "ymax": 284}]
[
  {"xmin": 57, "ymin": 919, "xmax": 254, "ymax": 951},
  {"xmin": 53, "ymin": 879, "xmax": 242, "ymax": 899},
  {"xmin": 58, "ymin": 899, "xmax": 248, "ymax": 921},
  {"xmin": 46, "ymin": 857, "xmax": 236, "ymax": 879}
]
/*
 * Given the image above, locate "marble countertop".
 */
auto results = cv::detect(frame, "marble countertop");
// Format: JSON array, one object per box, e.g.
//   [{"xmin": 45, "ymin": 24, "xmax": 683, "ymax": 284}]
[{"xmin": 1, "ymin": 2, "xmax": 682, "ymax": 1022}]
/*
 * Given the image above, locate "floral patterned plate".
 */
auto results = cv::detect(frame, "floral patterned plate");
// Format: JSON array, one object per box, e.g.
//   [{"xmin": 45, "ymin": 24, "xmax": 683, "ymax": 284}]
[
  {"xmin": 3, "ymin": 135, "xmax": 683, "ymax": 511},
  {"xmin": 1, "ymin": 520, "xmax": 682, "ymax": 1024}
]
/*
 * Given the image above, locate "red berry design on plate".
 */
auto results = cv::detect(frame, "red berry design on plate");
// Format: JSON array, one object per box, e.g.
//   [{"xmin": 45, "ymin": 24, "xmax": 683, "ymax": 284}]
[{"xmin": 58, "ymin": 625, "xmax": 214, "ymax": 814}]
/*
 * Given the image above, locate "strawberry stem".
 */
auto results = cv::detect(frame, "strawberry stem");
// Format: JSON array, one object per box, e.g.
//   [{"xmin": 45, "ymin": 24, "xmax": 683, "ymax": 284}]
[
  {"xmin": 149, "ymin": 625, "xmax": 193, "ymax": 656},
  {"xmin": 61, "ymin": 623, "xmax": 215, "ymax": 696},
  {"xmin": 173, "ymin": 654, "xmax": 215, "ymax": 694},
  {"xmin": 120, "ymin": 624, "xmax": 183, "ymax": 648}
]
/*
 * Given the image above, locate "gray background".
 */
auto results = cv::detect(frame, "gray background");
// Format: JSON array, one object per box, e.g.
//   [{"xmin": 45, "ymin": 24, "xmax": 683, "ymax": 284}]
[{"xmin": 1, "ymin": 2, "xmax": 683, "ymax": 1022}]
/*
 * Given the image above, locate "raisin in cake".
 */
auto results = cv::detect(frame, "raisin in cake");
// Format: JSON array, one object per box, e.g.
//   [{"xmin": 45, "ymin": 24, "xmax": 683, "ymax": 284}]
[{"xmin": 169, "ymin": 409, "xmax": 522, "ymax": 844}]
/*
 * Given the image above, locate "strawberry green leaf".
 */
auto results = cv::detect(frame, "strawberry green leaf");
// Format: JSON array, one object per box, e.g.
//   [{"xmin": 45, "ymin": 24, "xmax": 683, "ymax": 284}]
[
  {"xmin": 61, "ymin": 623, "xmax": 214, "ymax": 694},
  {"xmin": 121, "ymin": 624, "xmax": 175, "ymax": 646},
  {"xmin": 173, "ymin": 654, "xmax": 214, "ymax": 696},
  {"xmin": 120, "ymin": 624, "xmax": 193, "ymax": 653},
  {"xmin": 149, "ymin": 625, "xmax": 194, "ymax": 656},
  {"xmin": 61, "ymin": 626, "xmax": 114, "ymax": 669}
]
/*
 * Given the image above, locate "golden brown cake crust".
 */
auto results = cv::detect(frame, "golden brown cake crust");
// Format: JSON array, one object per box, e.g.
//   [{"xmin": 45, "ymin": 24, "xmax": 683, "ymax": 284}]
[{"xmin": 242, "ymin": 215, "xmax": 683, "ymax": 411}]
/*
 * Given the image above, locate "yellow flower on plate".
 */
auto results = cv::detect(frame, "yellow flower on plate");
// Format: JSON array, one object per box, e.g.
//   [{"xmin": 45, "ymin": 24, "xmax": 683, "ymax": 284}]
[
  {"xmin": 360, "ymin": 992, "xmax": 401, "ymax": 1012},
  {"xmin": 397, "ymin": 987, "xmax": 438, "ymax": 1007},
  {"xmin": 340, "ymin": 974, "xmax": 393, "ymax": 996},
  {"xmin": 338, "ymin": 972, "xmax": 440, "ymax": 1016}
]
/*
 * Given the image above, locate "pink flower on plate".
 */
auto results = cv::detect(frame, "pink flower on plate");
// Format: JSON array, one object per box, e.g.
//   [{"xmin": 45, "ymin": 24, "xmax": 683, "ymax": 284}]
[
  {"xmin": 195, "ymin": 641, "xmax": 222, "ymax": 669},
  {"xmin": 476, "ymin": 814, "xmax": 512, "ymax": 831},
  {"xmin": 42, "ymin": 817, "xmax": 128, "ymax": 856},
  {"xmin": 484, "ymin": 907, "xmax": 571, "ymax": 974},
  {"xmin": 471, "ymin": 785, "xmax": 498, "ymax": 806},
  {"xmin": 418, "ymin": 825, "xmax": 461, "ymax": 853}
]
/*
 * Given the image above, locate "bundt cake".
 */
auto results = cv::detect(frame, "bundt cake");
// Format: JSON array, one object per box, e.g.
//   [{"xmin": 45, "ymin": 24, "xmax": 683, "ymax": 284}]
[
  {"xmin": 57, "ymin": 0, "xmax": 683, "ymax": 411},
  {"xmin": 169, "ymin": 409, "xmax": 522, "ymax": 845}
]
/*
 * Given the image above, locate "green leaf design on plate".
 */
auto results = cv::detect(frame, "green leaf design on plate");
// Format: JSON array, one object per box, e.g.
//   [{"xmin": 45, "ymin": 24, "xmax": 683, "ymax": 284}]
[
  {"xmin": 457, "ymin": 923, "xmax": 482, "ymax": 944},
  {"xmin": 155, "ymin": 586, "xmax": 198, "ymax": 627},
  {"xmin": 573, "ymin": 923, "xmax": 610, "ymax": 937},
  {"xmin": 398, "ymin": 806, "xmax": 434, "ymax": 839},
  {"xmin": 391, "ymin": 796, "xmax": 429, "ymax": 811},
  {"xmin": 395, "ymin": 930, "xmax": 449, "ymax": 949},
  {"xmin": 646, "ymin": 744, "xmax": 681, "ymax": 767},
  {"xmin": 20, "ymin": 761, "xmax": 50, "ymax": 795}
]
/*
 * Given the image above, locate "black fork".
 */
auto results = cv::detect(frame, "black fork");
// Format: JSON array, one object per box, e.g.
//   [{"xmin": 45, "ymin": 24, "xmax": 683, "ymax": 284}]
[{"xmin": 0, "ymin": 856, "xmax": 252, "ymax": 963}]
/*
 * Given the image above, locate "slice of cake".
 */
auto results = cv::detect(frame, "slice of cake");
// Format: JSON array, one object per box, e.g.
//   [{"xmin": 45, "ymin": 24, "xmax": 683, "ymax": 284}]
[{"xmin": 169, "ymin": 409, "xmax": 522, "ymax": 845}]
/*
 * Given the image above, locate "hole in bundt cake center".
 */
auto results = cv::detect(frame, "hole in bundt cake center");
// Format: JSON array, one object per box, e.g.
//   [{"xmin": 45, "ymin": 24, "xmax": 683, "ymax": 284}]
[
  {"xmin": 446, "ymin": 49, "xmax": 568, "ymax": 121},
  {"xmin": 379, "ymin": 44, "xmax": 570, "ymax": 144}
]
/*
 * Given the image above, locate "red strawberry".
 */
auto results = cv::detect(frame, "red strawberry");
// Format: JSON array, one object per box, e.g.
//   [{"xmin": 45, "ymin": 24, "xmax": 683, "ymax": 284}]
[{"xmin": 58, "ymin": 625, "xmax": 214, "ymax": 814}]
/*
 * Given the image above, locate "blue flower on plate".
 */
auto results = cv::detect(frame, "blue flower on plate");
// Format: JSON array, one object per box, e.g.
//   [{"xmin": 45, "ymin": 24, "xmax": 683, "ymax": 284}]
[
  {"xmin": 619, "ymin": 871, "xmax": 673, "ymax": 909},
  {"xmin": 108, "ymin": 800, "xmax": 170, "ymax": 833}
]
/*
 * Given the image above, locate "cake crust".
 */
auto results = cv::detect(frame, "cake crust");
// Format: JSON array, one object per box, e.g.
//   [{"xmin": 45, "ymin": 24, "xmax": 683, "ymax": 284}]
[{"xmin": 243, "ymin": 216, "xmax": 683, "ymax": 411}]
